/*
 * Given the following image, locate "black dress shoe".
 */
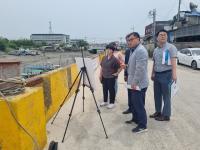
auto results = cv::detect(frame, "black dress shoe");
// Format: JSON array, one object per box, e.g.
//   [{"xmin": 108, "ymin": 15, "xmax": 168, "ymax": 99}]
[
  {"xmin": 125, "ymin": 119, "xmax": 133, "ymax": 124},
  {"xmin": 122, "ymin": 109, "xmax": 131, "ymax": 114},
  {"xmin": 125, "ymin": 119, "xmax": 138, "ymax": 124},
  {"xmin": 149, "ymin": 112, "xmax": 161, "ymax": 118},
  {"xmin": 155, "ymin": 116, "xmax": 170, "ymax": 121}
]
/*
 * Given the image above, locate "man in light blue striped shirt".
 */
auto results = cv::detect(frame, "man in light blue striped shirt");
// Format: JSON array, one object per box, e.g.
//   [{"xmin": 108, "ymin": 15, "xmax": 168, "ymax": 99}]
[{"xmin": 150, "ymin": 29, "xmax": 177, "ymax": 121}]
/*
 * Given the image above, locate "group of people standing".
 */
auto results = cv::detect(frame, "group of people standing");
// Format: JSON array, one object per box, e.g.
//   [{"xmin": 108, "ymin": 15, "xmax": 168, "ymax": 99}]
[{"xmin": 99, "ymin": 29, "xmax": 177, "ymax": 133}]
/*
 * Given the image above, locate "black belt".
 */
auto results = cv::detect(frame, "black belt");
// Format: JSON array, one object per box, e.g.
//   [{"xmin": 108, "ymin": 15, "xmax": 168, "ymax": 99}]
[{"xmin": 155, "ymin": 70, "xmax": 172, "ymax": 74}]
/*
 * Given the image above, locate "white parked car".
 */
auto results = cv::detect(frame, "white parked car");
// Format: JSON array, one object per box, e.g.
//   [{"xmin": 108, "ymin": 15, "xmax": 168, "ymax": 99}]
[{"xmin": 177, "ymin": 48, "xmax": 200, "ymax": 69}]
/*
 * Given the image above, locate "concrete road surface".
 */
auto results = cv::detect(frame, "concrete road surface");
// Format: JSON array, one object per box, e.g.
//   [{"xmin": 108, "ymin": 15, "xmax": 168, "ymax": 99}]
[{"xmin": 45, "ymin": 60, "xmax": 200, "ymax": 150}]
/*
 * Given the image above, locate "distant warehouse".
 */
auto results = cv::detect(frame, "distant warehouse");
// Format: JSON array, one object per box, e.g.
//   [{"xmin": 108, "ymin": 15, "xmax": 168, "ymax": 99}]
[{"xmin": 30, "ymin": 34, "xmax": 70, "ymax": 45}]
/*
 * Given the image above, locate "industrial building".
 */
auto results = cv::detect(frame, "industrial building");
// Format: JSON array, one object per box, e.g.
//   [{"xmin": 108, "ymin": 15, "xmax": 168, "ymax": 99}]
[
  {"xmin": 170, "ymin": 10, "xmax": 200, "ymax": 42},
  {"xmin": 144, "ymin": 2, "xmax": 200, "ymax": 44},
  {"xmin": 30, "ymin": 34, "xmax": 70, "ymax": 45},
  {"xmin": 144, "ymin": 21, "xmax": 172, "ymax": 44}
]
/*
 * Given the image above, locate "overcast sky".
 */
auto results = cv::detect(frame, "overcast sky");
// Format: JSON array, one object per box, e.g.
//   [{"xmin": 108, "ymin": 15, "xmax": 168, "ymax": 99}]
[{"xmin": 0, "ymin": 0, "xmax": 199, "ymax": 42}]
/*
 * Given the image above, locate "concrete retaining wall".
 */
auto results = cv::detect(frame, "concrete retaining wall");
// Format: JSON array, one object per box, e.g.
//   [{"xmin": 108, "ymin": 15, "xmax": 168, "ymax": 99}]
[
  {"xmin": 0, "ymin": 54, "xmax": 101, "ymax": 150},
  {"xmin": 0, "ymin": 87, "xmax": 46, "ymax": 150}
]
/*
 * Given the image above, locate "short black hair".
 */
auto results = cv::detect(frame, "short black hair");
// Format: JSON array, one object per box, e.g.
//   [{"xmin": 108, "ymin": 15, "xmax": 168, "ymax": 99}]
[
  {"xmin": 106, "ymin": 43, "xmax": 117, "ymax": 51},
  {"xmin": 156, "ymin": 29, "xmax": 168, "ymax": 37},
  {"xmin": 126, "ymin": 32, "xmax": 140, "ymax": 40}
]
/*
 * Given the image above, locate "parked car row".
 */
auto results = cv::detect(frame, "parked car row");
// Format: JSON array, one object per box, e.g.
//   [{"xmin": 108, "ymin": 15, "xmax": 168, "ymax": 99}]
[
  {"xmin": 8, "ymin": 49, "xmax": 40, "ymax": 56},
  {"xmin": 177, "ymin": 48, "xmax": 200, "ymax": 69}
]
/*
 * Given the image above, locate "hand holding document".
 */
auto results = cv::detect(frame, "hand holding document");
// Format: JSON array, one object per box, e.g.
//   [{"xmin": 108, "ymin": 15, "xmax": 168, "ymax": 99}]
[
  {"xmin": 125, "ymin": 83, "xmax": 141, "ymax": 91},
  {"xmin": 170, "ymin": 81, "xmax": 179, "ymax": 99},
  {"xmin": 112, "ymin": 72, "xmax": 118, "ymax": 76}
]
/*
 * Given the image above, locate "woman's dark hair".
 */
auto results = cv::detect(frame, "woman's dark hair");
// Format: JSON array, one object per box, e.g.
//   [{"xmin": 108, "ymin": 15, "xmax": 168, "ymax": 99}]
[{"xmin": 106, "ymin": 42, "xmax": 117, "ymax": 51}]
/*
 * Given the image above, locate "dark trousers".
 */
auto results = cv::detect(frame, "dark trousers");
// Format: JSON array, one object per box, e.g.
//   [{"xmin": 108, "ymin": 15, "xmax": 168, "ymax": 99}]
[
  {"xmin": 131, "ymin": 88, "xmax": 147, "ymax": 128},
  {"xmin": 154, "ymin": 71, "xmax": 172, "ymax": 117},
  {"xmin": 128, "ymin": 89, "xmax": 132, "ymax": 110},
  {"xmin": 102, "ymin": 77, "xmax": 116, "ymax": 104},
  {"xmin": 128, "ymin": 88, "xmax": 145, "ymax": 111}
]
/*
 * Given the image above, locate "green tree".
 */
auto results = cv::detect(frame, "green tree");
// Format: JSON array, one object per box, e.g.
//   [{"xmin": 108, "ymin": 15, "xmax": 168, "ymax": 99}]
[
  {"xmin": 10, "ymin": 39, "xmax": 35, "ymax": 48},
  {"xmin": 0, "ymin": 38, "xmax": 9, "ymax": 51},
  {"xmin": 0, "ymin": 40, "xmax": 6, "ymax": 51},
  {"xmin": 8, "ymin": 42, "xmax": 17, "ymax": 49},
  {"xmin": 0, "ymin": 37, "xmax": 39, "ymax": 51}
]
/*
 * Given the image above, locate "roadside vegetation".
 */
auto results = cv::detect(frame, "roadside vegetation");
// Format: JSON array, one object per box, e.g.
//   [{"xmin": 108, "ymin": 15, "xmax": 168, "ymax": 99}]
[
  {"xmin": 0, "ymin": 37, "xmax": 89, "ymax": 53},
  {"xmin": 0, "ymin": 37, "xmax": 38, "ymax": 52}
]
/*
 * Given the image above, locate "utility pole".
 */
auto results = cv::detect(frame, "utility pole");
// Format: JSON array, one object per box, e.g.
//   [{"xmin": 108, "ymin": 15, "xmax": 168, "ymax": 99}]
[
  {"xmin": 149, "ymin": 9, "xmax": 156, "ymax": 47},
  {"xmin": 177, "ymin": 0, "xmax": 181, "ymax": 21},
  {"xmin": 49, "ymin": 21, "xmax": 53, "ymax": 34},
  {"xmin": 131, "ymin": 25, "xmax": 134, "ymax": 32},
  {"xmin": 119, "ymin": 37, "xmax": 123, "ymax": 48},
  {"xmin": 84, "ymin": 36, "xmax": 88, "ymax": 43},
  {"xmin": 120, "ymin": 37, "xmax": 123, "ymax": 44}
]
